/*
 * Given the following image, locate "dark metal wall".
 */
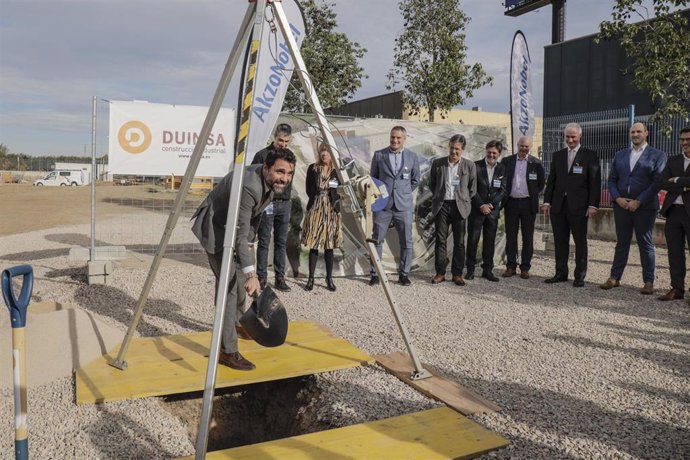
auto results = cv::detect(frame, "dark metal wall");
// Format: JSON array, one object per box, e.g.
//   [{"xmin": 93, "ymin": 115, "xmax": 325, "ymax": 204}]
[{"xmin": 326, "ymin": 91, "xmax": 404, "ymax": 119}]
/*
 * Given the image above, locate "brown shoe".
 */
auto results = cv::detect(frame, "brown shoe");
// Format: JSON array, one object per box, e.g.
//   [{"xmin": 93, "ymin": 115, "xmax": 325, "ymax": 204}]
[
  {"xmin": 640, "ymin": 282, "xmax": 654, "ymax": 295},
  {"xmin": 236, "ymin": 325, "xmax": 252, "ymax": 340},
  {"xmin": 658, "ymin": 288, "xmax": 684, "ymax": 301},
  {"xmin": 502, "ymin": 268, "xmax": 516, "ymax": 278},
  {"xmin": 520, "ymin": 270, "xmax": 530, "ymax": 279},
  {"xmin": 431, "ymin": 274, "xmax": 446, "ymax": 284},
  {"xmin": 219, "ymin": 351, "xmax": 256, "ymax": 371},
  {"xmin": 452, "ymin": 275, "xmax": 466, "ymax": 286},
  {"xmin": 599, "ymin": 278, "xmax": 620, "ymax": 290}
]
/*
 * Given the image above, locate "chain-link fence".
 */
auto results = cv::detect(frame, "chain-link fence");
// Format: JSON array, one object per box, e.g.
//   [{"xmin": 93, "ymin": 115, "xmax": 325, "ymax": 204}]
[{"xmin": 542, "ymin": 107, "xmax": 689, "ymax": 207}]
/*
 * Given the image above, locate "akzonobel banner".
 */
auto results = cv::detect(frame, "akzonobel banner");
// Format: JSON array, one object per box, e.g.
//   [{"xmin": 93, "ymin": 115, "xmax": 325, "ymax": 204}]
[
  {"xmin": 245, "ymin": 0, "xmax": 305, "ymax": 155},
  {"xmin": 510, "ymin": 30, "xmax": 535, "ymax": 154},
  {"xmin": 108, "ymin": 101, "xmax": 235, "ymax": 176}
]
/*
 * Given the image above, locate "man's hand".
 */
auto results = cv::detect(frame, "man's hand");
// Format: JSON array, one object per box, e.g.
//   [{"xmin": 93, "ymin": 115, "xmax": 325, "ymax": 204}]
[
  {"xmin": 585, "ymin": 207, "xmax": 597, "ymax": 218},
  {"xmin": 244, "ymin": 274, "xmax": 260, "ymax": 297},
  {"xmin": 479, "ymin": 204, "xmax": 492, "ymax": 215},
  {"xmin": 627, "ymin": 199, "xmax": 641, "ymax": 212},
  {"xmin": 615, "ymin": 197, "xmax": 630, "ymax": 210},
  {"xmin": 541, "ymin": 204, "xmax": 550, "ymax": 216}
]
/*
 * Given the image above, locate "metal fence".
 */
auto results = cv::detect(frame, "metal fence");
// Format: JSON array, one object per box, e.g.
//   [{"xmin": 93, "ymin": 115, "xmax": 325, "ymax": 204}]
[{"xmin": 542, "ymin": 107, "xmax": 689, "ymax": 207}]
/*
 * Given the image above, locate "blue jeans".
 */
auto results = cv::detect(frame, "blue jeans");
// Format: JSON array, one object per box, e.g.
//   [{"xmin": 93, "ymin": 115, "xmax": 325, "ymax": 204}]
[
  {"xmin": 370, "ymin": 208, "xmax": 413, "ymax": 277},
  {"xmin": 610, "ymin": 206, "xmax": 656, "ymax": 283},
  {"xmin": 256, "ymin": 199, "xmax": 291, "ymax": 281}
]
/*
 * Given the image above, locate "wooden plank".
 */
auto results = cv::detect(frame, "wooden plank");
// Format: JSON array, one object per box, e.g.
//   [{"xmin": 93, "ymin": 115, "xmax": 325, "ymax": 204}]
[
  {"xmin": 375, "ymin": 352, "xmax": 501, "ymax": 415},
  {"xmin": 178, "ymin": 407, "xmax": 508, "ymax": 459},
  {"xmin": 76, "ymin": 321, "xmax": 374, "ymax": 404}
]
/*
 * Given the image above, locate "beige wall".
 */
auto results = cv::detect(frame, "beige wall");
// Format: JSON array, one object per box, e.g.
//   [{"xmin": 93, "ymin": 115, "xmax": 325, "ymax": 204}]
[{"xmin": 403, "ymin": 108, "xmax": 544, "ymax": 157}]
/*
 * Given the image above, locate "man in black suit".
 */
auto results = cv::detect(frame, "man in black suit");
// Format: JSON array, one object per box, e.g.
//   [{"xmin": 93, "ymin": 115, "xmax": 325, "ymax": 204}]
[
  {"xmin": 501, "ymin": 136, "xmax": 545, "ymax": 279},
  {"xmin": 466, "ymin": 140, "xmax": 507, "ymax": 282},
  {"xmin": 658, "ymin": 127, "xmax": 690, "ymax": 302},
  {"xmin": 542, "ymin": 123, "xmax": 601, "ymax": 287}
]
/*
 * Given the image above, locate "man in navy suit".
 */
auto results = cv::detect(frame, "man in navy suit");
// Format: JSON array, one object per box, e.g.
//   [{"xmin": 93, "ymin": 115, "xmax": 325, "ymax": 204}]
[
  {"xmin": 501, "ymin": 136, "xmax": 546, "ymax": 279},
  {"xmin": 466, "ymin": 140, "xmax": 507, "ymax": 282},
  {"xmin": 369, "ymin": 126, "xmax": 420, "ymax": 286},
  {"xmin": 657, "ymin": 127, "xmax": 690, "ymax": 302},
  {"xmin": 542, "ymin": 123, "xmax": 601, "ymax": 287},
  {"xmin": 600, "ymin": 122, "xmax": 667, "ymax": 294}
]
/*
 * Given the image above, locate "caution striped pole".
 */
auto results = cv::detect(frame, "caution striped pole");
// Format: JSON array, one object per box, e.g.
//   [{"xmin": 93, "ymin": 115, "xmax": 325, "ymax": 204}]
[
  {"xmin": 2, "ymin": 264, "xmax": 34, "ymax": 460},
  {"xmin": 234, "ymin": 39, "xmax": 259, "ymax": 166}
]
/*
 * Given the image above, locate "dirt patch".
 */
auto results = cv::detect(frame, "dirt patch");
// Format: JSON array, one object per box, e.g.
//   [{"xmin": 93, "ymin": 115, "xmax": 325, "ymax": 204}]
[{"xmin": 160, "ymin": 376, "xmax": 330, "ymax": 452}]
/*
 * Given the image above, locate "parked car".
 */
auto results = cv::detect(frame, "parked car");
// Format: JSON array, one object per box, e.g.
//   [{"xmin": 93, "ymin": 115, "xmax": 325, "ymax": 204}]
[{"xmin": 33, "ymin": 170, "xmax": 85, "ymax": 186}]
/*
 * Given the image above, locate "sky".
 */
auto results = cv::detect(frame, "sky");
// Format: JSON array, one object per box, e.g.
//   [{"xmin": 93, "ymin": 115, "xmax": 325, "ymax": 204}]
[{"xmin": 0, "ymin": 0, "xmax": 658, "ymax": 156}]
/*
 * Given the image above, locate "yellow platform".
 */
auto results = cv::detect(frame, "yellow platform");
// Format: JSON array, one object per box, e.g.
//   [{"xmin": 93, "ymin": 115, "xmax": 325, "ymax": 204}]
[
  {"xmin": 76, "ymin": 321, "xmax": 374, "ymax": 404},
  {"xmin": 180, "ymin": 407, "xmax": 509, "ymax": 459}
]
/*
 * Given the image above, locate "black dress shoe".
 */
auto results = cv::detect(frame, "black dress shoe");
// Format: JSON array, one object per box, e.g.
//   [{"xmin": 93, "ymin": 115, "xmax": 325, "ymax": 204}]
[
  {"xmin": 274, "ymin": 278, "xmax": 291, "ymax": 292},
  {"xmin": 219, "ymin": 351, "xmax": 256, "ymax": 371},
  {"xmin": 573, "ymin": 279, "xmax": 585, "ymax": 287},
  {"xmin": 304, "ymin": 277, "xmax": 314, "ymax": 291},
  {"xmin": 369, "ymin": 276, "xmax": 379, "ymax": 286},
  {"xmin": 399, "ymin": 275, "xmax": 412, "ymax": 286},
  {"xmin": 465, "ymin": 272, "xmax": 475, "ymax": 280},
  {"xmin": 326, "ymin": 277, "xmax": 336, "ymax": 291},
  {"xmin": 482, "ymin": 272, "xmax": 499, "ymax": 282},
  {"xmin": 544, "ymin": 275, "xmax": 568, "ymax": 284}
]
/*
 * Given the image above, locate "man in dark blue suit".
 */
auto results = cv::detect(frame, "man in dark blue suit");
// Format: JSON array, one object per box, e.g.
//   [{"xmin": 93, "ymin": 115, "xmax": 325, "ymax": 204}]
[
  {"xmin": 369, "ymin": 126, "xmax": 420, "ymax": 286},
  {"xmin": 600, "ymin": 122, "xmax": 667, "ymax": 294}
]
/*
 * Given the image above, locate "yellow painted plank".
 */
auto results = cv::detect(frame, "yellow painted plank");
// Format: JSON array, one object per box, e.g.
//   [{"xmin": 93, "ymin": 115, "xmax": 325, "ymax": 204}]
[
  {"xmin": 76, "ymin": 321, "xmax": 374, "ymax": 404},
  {"xmin": 178, "ymin": 407, "xmax": 509, "ymax": 459}
]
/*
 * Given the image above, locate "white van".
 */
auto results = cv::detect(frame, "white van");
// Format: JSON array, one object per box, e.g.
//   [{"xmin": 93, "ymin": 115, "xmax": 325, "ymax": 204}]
[{"xmin": 33, "ymin": 170, "xmax": 85, "ymax": 187}]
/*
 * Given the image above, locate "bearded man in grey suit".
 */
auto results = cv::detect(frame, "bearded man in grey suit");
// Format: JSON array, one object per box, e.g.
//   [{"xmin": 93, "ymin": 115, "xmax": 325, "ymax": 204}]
[
  {"xmin": 369, "ymin": 126, "xmax": 421, "ymax": 286},
  {"xmin": 192, "ymin": 149, "xmax": 296, "ymax": 371},
  {"xmin": 428, "ymin": 134, "xmax": 477, "ymax": 286}
]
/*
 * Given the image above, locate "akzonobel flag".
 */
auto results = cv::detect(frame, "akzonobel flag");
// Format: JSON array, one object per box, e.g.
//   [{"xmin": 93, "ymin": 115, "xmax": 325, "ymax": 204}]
[
  {"xmin": 245, "ymin": 0, "xmax": 306, "ymax": 156},
  {"xmin": 510, "ymin": 31, "xmax": 535, "ymax": 154}
]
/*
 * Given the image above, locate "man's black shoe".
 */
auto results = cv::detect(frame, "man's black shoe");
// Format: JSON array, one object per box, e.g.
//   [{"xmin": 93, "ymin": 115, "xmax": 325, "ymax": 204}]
[
  {"xmin": 399, "ymin": 275, "xmax": 412, "ymax": 286},
  {"xmin": 465, "ymin": 272, "xmax": 475, "ymax": 280},
  {"xmin": 369, "ymin": 276, "xmax": 379, "ymax": 286},
  {"xmin": 274, "ymin": 278, "xmax": 291, "ymax": 292},
  {"xmin": 544, "ymin": 275, "xmax": 568, "ymax": 284},
  {"xmin": 482, "ymin": 272, "xmax": 499, "ymax": 282},
  {"xmin": 573, "ymin": 279, "xmax": 585, "ymax": 287}
]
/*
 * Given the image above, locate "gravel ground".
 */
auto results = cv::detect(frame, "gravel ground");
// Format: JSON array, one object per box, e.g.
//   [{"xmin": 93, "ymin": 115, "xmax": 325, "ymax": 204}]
[{"xmin": 0, "ymin": 217, "xmax": 689, "ymax": 459}]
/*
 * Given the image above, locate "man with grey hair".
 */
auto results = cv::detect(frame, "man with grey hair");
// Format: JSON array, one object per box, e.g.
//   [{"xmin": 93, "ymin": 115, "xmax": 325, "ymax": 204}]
[
  {"xmin": 542, "ymin": 123, "xmax": 601, "ymax": 287},
  {"xmin": 501, "ymin": 136, "xmax": 545, "ymax": 279}
]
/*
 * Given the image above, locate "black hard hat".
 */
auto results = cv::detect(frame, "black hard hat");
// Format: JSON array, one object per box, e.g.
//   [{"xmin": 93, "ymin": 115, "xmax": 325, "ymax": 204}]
[{"xmin": 239, "ymin": 285, "xmax": 288, "ymax": 347}]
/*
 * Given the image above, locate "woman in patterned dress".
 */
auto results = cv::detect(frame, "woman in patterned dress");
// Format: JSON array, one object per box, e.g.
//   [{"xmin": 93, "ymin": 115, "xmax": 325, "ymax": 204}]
[{"xmin": 301, "ymin": 143, "xmax": 343, "ymax": 291}]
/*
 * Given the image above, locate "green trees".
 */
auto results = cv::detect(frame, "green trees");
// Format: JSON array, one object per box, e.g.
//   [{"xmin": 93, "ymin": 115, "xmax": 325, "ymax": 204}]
[
  {"xmin": 283, "ymin": 0, "xmax": 367, "ymax": 112},
  {"xmin": 386, "ymin": 0, "xmax": 492, "ymax": 122},
  {"xmin": 598, "ymin": 1, "xmax": 690, "ymax": 131}
]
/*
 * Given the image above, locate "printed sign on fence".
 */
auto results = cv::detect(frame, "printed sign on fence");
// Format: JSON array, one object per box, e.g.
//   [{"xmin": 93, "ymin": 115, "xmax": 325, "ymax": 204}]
[{"xmin": 109, "ymin": 100, "xmax": 235, "ymax": 176}]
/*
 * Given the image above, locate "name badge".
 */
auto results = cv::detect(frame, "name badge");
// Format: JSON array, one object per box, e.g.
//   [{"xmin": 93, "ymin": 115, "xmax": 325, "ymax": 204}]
[
  {"xmin": 328, "ymin": 179, "xmax": 338, "ymax": 188},
  {"xmin": 402, "ymin": 173, "xmax": 411, "ymax": 180},
  {"xmin": 528, "ymin": 173, "xmax": 538, "ymax": 181},
  {"xmin": 451, "ymin": 178, "xmax": 460, "ymax": 187},
  {"xmin": 264, "ymin": 203, "xmax": 274, "ymax": 215},
  {"xmin": 493, "ymin": 179, "xmax": 502, "ymax": 188},
  {"xmin": 572, "ymin": 166, "xmax": 583, "ymax": 175}
]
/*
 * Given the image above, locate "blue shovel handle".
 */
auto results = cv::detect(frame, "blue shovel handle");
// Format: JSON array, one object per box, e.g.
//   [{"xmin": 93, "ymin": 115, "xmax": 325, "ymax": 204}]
[{"xmin": 2, "ymin": 265, "xmax": 33, "ymax": 329}]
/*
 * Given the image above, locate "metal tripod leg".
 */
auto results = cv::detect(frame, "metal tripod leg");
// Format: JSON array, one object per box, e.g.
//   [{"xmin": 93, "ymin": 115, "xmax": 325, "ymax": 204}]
[
  {"xmin": 108, "ymin": 2, "xmax": 256, "ymax": 371},
  {"xmin": 271, "ymin": 1, "xmax": 430, "ymax": 381}
]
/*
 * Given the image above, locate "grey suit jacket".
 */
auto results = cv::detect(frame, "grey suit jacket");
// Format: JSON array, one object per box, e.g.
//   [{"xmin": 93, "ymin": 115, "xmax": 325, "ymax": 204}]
[
  {"xmin": 191, "ymin": 164, "xmax": 272, "ymax": 270},
  {"xmin": 370, "ymin": 147, "xmax": 420, "ymax": 212},
  {"xmin": 429, "ymin": 156, "xmax": 477, "ymax": 219}
]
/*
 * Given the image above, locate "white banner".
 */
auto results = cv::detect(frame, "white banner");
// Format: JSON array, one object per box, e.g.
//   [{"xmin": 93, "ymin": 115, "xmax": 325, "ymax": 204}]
[
  {"xmin": 510, "ymin": 30, "xmax": 535, "ymax": 154},
  {"xmin": 246, "ymin": 0, "xmax": 306, "ymax": 155},
  {"xmin": 108, "ymin": 101, "xmax": 235, "ymax": 176}
]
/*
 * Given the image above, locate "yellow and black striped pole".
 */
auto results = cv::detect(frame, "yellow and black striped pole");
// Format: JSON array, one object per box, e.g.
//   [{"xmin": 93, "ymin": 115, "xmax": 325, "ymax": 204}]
[{"xmin": 2, "ymin": 264, "xmax": 33, "ymax": 460}]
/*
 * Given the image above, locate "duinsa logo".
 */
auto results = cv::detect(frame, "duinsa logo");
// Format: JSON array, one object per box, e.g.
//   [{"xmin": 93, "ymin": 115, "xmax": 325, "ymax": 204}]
[
  {"xmin": 119, "ymin": 121, "xmax": 152, "ymax": 154},
  {"xmin": 252, "ymin": 23, "xmax": 302, "ymax": 123}
]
